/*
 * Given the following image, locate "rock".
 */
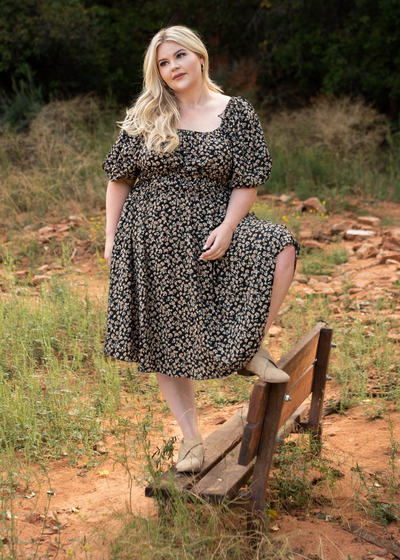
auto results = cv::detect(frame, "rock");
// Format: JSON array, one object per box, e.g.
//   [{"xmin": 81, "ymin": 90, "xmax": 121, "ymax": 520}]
[
  {"xmin": 38, "ymin": 226, "xmax": 55, "ymax": 235},
  {"xmin": 268, "ymin": 325, "xmax": 282, "ymax": 337},
  {"xmin": 388, "ymin": 332, "xmax": 400, "ymax": 342},
  {"xmin": 303, "ymin": 197, "xmax": 323, "ymax": 211},
  {"xmin": 295, "ymin": 202, "xmax": 304, "ymax": 212},
  {"xmin": 332, "ymin": 220, "xmax": 355, "ymax": 233},
  {"xmin": 31, "ymin": 275, "xmax": 52, "ymax": 285},
  {"xmin": 386, "ymin": 259, "xmax": 400, "ymax": 267},
  {"xmin": 382, "ymin": 241, "xmax": 400, "ymax": 252},
  {"xmin": 310, "ymin": 282, "xmax": 335, "ymax": 294},
  {"xmin": 377, "ymin": 251, "xmax": 400, "ymax": 264},
  {"xmin": 37, "ymin": 264, "xmax": 50, "ymax": 272},
  {"xmin": 383, "ymin": 226, "xmax": 400, "ymax": 241},
  {"xmin": 279, "ymin": 194, "xmax": 291, "ymax": 203},
  {"xmin": 299, "ymin": 229, "xmax": 313, "ymax": 240},
  {"xmin": 315, "ymin": 275, "xmax": 332, "ymax": 283},
  {"xmin": 295, "ymin": 298, "xmax": 306, "ymax": 308},
  {"xmin": 357, "ymin": 216, "xmax": 381, "ymax": 228},
  {"xmin": 308, "ymin": 276, "xmax": 332, "ymax": 286},
  {"xmin": 294, "ymin": 274, "xmax": 308, "ymax": 284},
  {"xmin": 356, "ymin": 243, "xmax": 379, "ymax": 260},
  {"xmin": 93, "ymin": 441, "xmax": 108, "ymax": 454},
  {"xmin": 301, "ymin": 239, "xmax": 324, "ymax": 250},
  {"xmin": 345, "ymin": 229, "xmax": 375, "ymax": 240},
  {"xmin": 15, "ymin": 270, "xmax": 29, "ymax": 276}
]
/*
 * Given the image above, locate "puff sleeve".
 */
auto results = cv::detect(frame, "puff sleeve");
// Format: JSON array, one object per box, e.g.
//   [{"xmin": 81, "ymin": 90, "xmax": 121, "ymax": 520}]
[
  {"xmin": 102, "ymin": 129, "xmax": 142, "ymax": 182},
  {"xmin": 228, "ymin": 98, "xmax": 272, "ymax": 189}
]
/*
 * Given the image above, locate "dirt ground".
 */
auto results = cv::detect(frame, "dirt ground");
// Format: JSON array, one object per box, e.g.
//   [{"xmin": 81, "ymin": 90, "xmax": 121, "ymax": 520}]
[{"xmin": 1, "ymin": 196, "xmax": 400, "ymax": 560}]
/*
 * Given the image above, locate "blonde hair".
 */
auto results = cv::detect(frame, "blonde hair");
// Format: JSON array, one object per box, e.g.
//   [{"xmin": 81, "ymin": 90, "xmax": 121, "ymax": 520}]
[{"xmin": 120, "ymin": 26, "xmax": 223, "ymax": 153}]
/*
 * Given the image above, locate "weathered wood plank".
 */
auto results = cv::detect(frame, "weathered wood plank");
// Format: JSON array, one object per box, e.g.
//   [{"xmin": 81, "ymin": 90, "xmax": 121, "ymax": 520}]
[
  {"xmin": 249, "ymin": 382, "xmax": 287, "ymax": 510},
  {"xmin": 308, "ymin": 328, "xmax": 333, "ymax": 429},
  {"xmin": 278, "ymin": 364, "xmax": 315, "ymax": 428},
  {"xmin": 277, "ymin": 322, "xmax": 324, "ymax": 387},
  {"xmin": 238, "ymin": 417, "xmax": 264, "ymax": 466},
  {"xmin": 191, "ymin": 445, "xmax": 254, "ymax": 504},
  {"xmin": 145, "ymin": 407, "xmax": 248, "ymax": 497},
  {"xmin": 246, "ymin": 381, "xmax": 270, "ymax": 424}
]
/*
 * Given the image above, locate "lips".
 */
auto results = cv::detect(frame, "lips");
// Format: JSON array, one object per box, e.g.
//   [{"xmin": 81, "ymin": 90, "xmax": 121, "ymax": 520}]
[{"xmin": 173, "ymin": 73, "xmax": 185, "ymax": 80}]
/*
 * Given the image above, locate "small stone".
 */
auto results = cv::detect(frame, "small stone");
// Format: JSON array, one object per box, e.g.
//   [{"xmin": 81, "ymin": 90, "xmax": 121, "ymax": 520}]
[
  {"xmin": 388, "ymin": 333, "xmax": 400, "ymax": 342},
  {"xmin": 356, "ymin": 243, "xmax": 379, "ymax": 260},
  {"xmin": 31, "ymin": 275, "xmax": 52, "ymax": 285},
  {"xmin": 269, "ymin": 325, "xmax": 282, "ymax": 337},
  {"xmin": 279, "ymin": 194, "xmax": 291, "ymax": 203},
  {"xmin": 37, "ymin": 264, "xmax": 50, "ymax": 272},
  {"xmin": 357, "ymin": 216, "xmax": 381, "ymax": 228},
  {"xmin": 315, "ymin": 275, "xmax": 332, "ymax": 283},
  {"xmin": 382, "ymin": 241, "xmax": 400, "ymax": 251},
  {"xmin": 93, "ymin": 441, "xmax": 108, "ymax": 454},
  {"xmin": 15, "ymin": 270, "xmax": 29, "ymax": 276},
  {"xmin": 386, "ymin": 259, "xmax": 400, "ymax": 267},
  {"xmin": 295, "ymin": 274, "xmax": 308, "ymax": 284},
  {"xmin": 38, "ymin": 226, "xmax": 55, "ymax": 235},
  {"xmin": 345, "ymin": 229, "xmax": 375, "ymax": 239},
  {"xmin": 303, "ymin": 197, "xmax": 323, "ymax": 211},
  {"xmin": 302, "ymin": 239, "xmax": 324, "ymax": 250},
  {"xmin": 377, "ymin": 251, "xmax": 400, "ymax": 264},
  {"xmin": 332, "ymin": 220, "xmax": 355, "ymax": 233},
  {"xmin": 299, "ymin": 229, "xmax": 313, "ymax": 240}
]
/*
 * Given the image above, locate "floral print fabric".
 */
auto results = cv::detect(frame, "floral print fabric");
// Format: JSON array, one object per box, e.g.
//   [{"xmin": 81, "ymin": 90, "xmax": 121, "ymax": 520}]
[{"xmin": 102, "ymin": 96, "xmax": 300, "ymax": 380}]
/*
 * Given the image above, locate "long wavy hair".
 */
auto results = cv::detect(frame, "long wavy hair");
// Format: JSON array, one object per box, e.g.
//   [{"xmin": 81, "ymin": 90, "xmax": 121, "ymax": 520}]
[{"xmin": 120, "ymin": 26, "xmax": 223, "ymax": 153}]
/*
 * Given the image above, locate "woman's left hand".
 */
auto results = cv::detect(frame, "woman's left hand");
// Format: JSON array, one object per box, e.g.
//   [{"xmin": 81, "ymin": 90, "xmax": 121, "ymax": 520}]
[{"xmin": 200, "ymin": 223, "xmax": 234, "ymax": 261}]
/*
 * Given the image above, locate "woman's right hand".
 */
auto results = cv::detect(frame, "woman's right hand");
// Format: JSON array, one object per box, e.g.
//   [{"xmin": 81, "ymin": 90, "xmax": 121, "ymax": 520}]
[{"xmin": 104, "ymin": 235, "xmax": 115, "ymax": 267}]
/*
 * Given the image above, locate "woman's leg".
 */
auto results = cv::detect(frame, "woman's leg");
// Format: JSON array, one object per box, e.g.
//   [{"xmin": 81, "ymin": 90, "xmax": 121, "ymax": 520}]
[
  {"xmin": 262, "ymin": 245, "xmax": 296, "ymax": 341},
  {"xmin": 156, "ymin": 372, "xmax": 199, "ymax": 440}
]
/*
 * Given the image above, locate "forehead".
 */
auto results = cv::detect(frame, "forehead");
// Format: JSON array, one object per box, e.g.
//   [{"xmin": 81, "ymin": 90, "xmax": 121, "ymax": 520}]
[{"xmin": 157, "ymin": 40, "xmax": 188, "ymax": 60}]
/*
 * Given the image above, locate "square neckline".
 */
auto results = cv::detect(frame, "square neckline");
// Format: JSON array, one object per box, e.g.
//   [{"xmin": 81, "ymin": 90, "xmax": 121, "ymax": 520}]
[{"xmin": 176, "ymin": 96, "xmax": 235, "ymax": 135}]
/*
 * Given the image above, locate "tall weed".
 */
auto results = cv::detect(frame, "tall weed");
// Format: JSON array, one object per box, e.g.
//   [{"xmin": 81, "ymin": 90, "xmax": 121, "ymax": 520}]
[{"xmin": 262, "ymin": 97, "xmax": 400, "ymax": 203}]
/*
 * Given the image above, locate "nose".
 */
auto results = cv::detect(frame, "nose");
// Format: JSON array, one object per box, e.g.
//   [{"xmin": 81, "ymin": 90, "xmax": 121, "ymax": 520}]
[{"xmin": 172, "ymin": 59, "xmax": 180, "ymax": 71}]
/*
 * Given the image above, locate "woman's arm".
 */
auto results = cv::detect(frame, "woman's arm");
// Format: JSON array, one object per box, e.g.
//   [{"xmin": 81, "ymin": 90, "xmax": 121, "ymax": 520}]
[
  {"xmin": 104, "ymin": 179, "xmax": 135, "ymax": 266},
  {"xmin": 200, "ymin": 187, "xmax": 258, "ymax": 261}
]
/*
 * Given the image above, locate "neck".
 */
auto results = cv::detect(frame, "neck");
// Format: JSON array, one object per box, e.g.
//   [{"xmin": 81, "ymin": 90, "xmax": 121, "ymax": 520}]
[{"xmin": 175, "ymin": 83, "xmax": 212, "ymax": 108}]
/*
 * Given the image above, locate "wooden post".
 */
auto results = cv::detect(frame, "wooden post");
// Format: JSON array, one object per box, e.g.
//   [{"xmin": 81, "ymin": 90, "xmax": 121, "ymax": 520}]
[
  {"xmin": 248, "ymin": 381, "xmax": 287, "ymax": 516},
  {"xmin": 301, "ymin": 327, "xmax": 333, "ymax": 446}
]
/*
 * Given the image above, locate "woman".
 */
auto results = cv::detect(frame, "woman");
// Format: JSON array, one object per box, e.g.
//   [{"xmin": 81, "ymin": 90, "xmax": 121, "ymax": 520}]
[{"xmin": 103, "ymin": 26, "xmax": 299, "ymax": 473}]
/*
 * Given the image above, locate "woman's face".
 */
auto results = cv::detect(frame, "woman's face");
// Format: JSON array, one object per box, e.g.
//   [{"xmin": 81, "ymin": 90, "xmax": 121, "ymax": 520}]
[{"xmin": 157, "ymin": 41, "xmax": 204, "ymax": 93}]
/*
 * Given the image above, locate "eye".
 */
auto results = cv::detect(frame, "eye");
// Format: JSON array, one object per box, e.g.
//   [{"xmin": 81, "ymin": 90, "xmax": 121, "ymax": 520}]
[
  {"xmin": 177, "ymin": 52, "xmax": 186, "ymax": 58},
  {"xmin": 159, "ymin": 61, "xmax": 167, "ymax": 67}
]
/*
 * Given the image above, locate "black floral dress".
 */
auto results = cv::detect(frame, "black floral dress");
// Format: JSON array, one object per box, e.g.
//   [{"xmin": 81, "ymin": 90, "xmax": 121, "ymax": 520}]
[{"xmin": 102, "ymin": 96, "xmax": 300, "ymax": 380}]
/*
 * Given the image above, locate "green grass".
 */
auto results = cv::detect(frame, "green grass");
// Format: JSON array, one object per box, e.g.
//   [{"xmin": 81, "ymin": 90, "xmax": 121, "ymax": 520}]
[{"xmin": 300, "ymin": 245, "xmax": 349, "ymax": 277}]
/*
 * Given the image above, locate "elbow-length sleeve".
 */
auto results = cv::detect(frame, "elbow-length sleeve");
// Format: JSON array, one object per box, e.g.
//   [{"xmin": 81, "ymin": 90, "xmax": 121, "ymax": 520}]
[
  {"xmin": 228, "ymin": 98, "xmax": 272, "ymax": 189},
  {"xmin": 102, "ymin": 129, "xmax": 142, "ymax": 182}
]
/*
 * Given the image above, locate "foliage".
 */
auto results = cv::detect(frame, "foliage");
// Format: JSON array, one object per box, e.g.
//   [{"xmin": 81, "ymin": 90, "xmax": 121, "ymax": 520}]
[
  {"xmin": 0, "ymin": 0, "xmax": 261, "ymax": 108},
  {"xmin": 1, "ymin": 0, "xmax": 400, "ymax": 119},
  {"xmin": 257, "ymin": 0, "xmax": 400, "ymax": 116}
]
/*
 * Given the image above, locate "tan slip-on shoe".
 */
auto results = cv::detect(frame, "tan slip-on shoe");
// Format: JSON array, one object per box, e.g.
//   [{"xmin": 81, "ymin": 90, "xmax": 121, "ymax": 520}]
[
  {"xmin": 175, "ymin": 432, "xmax": 205, "ymax": 473},
  {"xmin": 237, "ymin": 348, "xmax": 290, "ymax": 383}
]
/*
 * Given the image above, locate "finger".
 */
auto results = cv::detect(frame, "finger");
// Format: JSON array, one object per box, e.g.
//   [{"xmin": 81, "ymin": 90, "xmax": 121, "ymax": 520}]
[{"xmin": 203, "ymin": 231, "xmax": 217, "ymax": 250}]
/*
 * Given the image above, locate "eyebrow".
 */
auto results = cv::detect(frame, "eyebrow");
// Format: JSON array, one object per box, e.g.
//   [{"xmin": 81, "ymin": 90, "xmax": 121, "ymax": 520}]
[{"xmin": 158, "ymin": 48, "xmax": 186, "ymax": 63}]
